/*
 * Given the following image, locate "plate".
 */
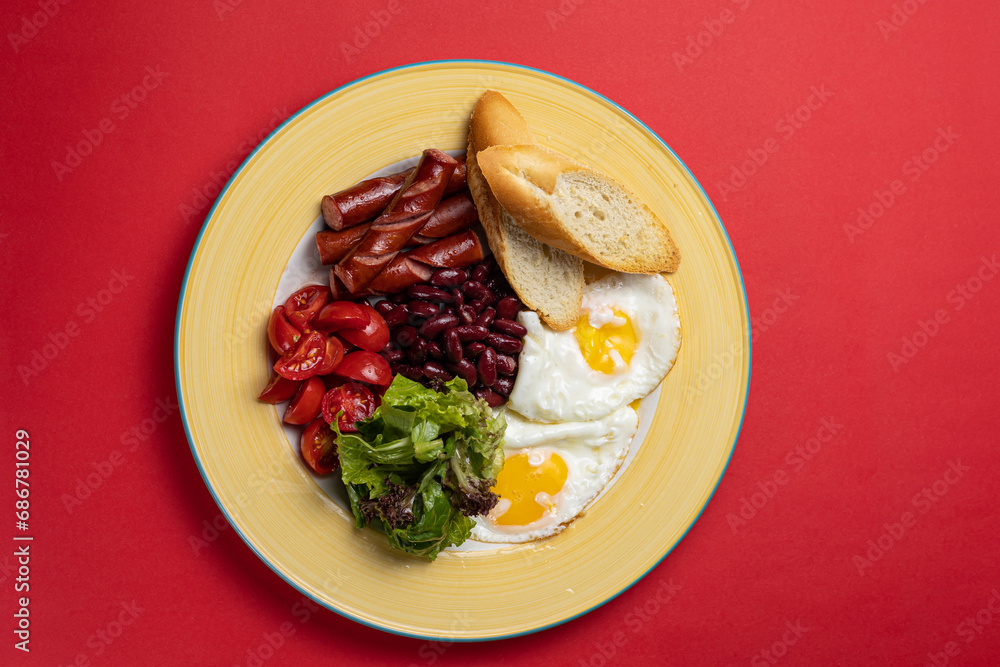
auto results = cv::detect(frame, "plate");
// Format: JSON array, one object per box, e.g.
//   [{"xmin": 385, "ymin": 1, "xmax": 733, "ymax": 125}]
[{"xmin": 175, "ymin": 60, "xmax": 750, "ymax": 640}]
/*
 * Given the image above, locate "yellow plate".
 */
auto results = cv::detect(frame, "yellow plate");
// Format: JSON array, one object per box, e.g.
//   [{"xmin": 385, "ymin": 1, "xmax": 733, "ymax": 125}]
[{"xmin": 175, "ymin": 60, "xmax": 749, "ymax": 640}]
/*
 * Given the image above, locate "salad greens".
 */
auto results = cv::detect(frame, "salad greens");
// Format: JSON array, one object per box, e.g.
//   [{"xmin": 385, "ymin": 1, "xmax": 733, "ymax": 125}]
[{"xmin": 336, "ymin": 375, "xmax": 506, "ymax": 560}]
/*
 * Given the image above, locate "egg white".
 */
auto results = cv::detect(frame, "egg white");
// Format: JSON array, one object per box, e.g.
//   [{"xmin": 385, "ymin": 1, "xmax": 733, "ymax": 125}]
[
  {"xmin": 507, "ymin": 273, "xmax": 681, "ymax": 423},
  {"xmin": 470, "ymin": 407, "xmax": 638, "ymax": 543}
]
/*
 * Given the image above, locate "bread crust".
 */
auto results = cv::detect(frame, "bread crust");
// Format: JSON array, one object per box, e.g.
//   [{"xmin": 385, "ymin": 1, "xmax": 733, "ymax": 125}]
[
  {"xmin": 467, "ymin": 92, "xmax": 583, "ymax": 330},
  {"xmin": 476, "ymin": 144, "xmax": 681, "ymax": 274}
]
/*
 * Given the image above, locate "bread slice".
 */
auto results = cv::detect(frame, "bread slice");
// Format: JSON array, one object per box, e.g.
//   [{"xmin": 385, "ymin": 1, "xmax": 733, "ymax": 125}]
[
  {"xmin": 467, "ymin": 91, "xmax": 583, "ymax": 330},
  {"xmin": 476, "ymin": 144, "xmax": 681, "ymax": 273}
]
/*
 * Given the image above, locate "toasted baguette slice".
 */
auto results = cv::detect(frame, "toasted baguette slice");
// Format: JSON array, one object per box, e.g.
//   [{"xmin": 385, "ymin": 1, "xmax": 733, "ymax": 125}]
[
  {"xmin": 476, "ymin": 144, "xmax": 681, "ymax": 273},
  {"xmin": 467, "ymin": 91, "xmax": 583, "ymax": 330}
]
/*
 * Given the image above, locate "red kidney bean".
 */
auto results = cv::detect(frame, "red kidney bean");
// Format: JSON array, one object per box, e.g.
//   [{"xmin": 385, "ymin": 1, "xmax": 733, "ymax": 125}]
[
  {"xmin": 485, "ymin": 332, "xmax": 522, "ymax": 354},
  {"xmin": 457, "ymin": 304, "xmax": 477, "ymax": 325},
  {"xmin": 408, "ymin": 300, "xmax": 438, "ymax": 320},
  {"xmin": 425, "ymin": 340, "xmax": 444, "ymax": 360},
  {"xmin": 492, "ymin": 376, "xmax": 514, "ymax": 396},
  {"xmin": 383, "ymin": 306, "xmax": 409, "ymax": 328},
  {"xmin": 491, "ymin": 318, "xmax": 527, "ymax": 337},
  {"xmin": 395, "ymin": 325, "xmax": 418, "ymax": 347},
  {"xmin": 409, "ymin": 284, "xmax": 453, "ymax": 303},
  {"xmin": 496, "ymin": 354, "xmax": 516, "ymax": 375},
  {"xmin": 474, "ymin": 387, "xmax": 504, "ymax": 407},
  {"xmin": 444, "ymin": 329, "xmax": 463, "ymax": 362},
  {"xmin": 423, "ymin": 361, "xmax": 453, "ymax": 381},
  {"xmin": 471, "ymin": 264, "xmax": 489, "ymax": 282},
  {"xmin": 406, "ymin": 338, "xmax": 427, "ymax": 364},
  {"xmin": 392, "ymin": 362, "xmax": 421, "ymax": 381},
  {"xmin": 462, "ymin": 280, "xmax": 493, "ymax": 303},
  {"xmin": 419, "ymin": 313, "xmax": 459, "ymax": 339},
  {"xmin": 453, "ymin": 325, "xmax": 488, "ymax": 342},
  {"xmin": 382, "ymin": 346, "xmax": 404, "ymax": 363},
  {"xmin": 430, "ymin": 268, "xmax": 468, "ymax": 288},
  {"xmin": 496, "ymin": 296, "xmax": 522, "ymax": 320},
  {"xmin": 474, "ymin": 307, "xmax": 495, "ymax": 328},
  {"xmin": 390, "ymin": 291, "xmax": 409, "ymax": 304},
  {"xmin": 450, "ymin": 359, "xmax": 477, "ymax": 386},
  {"xmin": 453, "ymin": 290, "xmax": 465, "ymax": 307},
  {"xmin": 442, "ymin": 305, "xmax": 456, "ymax": 316},
  {"xmin": 469, "ymin": 299, "xmax": 485, "ymax": 313},
  {"xmin": 464, "ymin": 342, "xmax": 486, "ymax": 359},
  {"xmin": 478, "ymin": 347, "xmax": 497, "ymax": 387},
  {"xmin": 374, "ymin": 300, "xmax": 394, "ymax": 316}
]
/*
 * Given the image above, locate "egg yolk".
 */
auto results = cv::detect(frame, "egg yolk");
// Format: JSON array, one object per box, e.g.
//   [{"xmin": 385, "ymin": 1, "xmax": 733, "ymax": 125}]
[
  {"xmin": 574, "ymin": 309, "xmax": 637, "ymax": 374},
  {"xmin": 492, "ymin": 451, "xmax": 568, "ymax": 526}
]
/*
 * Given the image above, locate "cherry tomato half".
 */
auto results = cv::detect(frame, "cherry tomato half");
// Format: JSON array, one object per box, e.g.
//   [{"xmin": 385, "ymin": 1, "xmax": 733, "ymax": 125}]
[
  {"xmin": 257, "ymin": 372, "xmax": 300, "ymax": 404},
  {"xmin": 285, "ymin": 285, "xmax": 330, "ymax": 333},
  {"xmin": 267, "ymin": 305, "xmax": 301, "ymax": 354},
  {"xmin": 301, "ymin": 418, "xmax": 339, "ymax": 474},
  {"xmin": 335, "ymin": 350, "xmax": 392, "ymax": 386},
  {"xmin": 321, "ymin": 382, "xmax": 376, "ymax": 432},
  {"xmin": 312, "ymin": 335, "xmax": 345, "ymax": 376},
  {"xmin": 274, "ymin": 331, "xmax": 327, "ymax": 381},
  {"xmin": 314, "ymin": 301, "xmax": 371, "ymax": 334},
  {"xmin": 338, "ymin": 304, "xmax": 389, "ymax": 352},
  {"xmin": 283, "ymin": 376, "xmax": 325, "ymax": 425}
]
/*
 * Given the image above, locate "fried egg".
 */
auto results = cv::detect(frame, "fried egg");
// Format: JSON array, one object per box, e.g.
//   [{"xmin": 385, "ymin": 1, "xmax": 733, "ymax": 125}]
[
  {"xmin": 507, "ymin": 273, "xmax": 680, "ymax": 423},
  {"xmin": 470, "ymin": 407, "xmax": 638, "ymax": 543}
]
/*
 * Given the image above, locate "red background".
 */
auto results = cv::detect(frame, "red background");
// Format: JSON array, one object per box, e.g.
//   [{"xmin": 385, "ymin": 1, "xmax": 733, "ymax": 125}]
[{"xmin": 3, "ymin": 1, "xmax": 999, "ymax": 665}]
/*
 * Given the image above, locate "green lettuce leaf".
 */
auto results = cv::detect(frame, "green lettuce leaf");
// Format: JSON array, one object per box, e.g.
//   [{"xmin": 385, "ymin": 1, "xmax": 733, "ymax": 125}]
[{"xmin": 334, "ymin": 375, "xmax": 506, "ymax": 561}]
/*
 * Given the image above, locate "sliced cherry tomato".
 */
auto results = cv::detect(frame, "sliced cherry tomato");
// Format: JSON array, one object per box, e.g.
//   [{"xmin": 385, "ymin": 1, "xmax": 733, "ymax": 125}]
[
  {"xmin": 338, "ymin": 304, "xmax": 389, "ymax": 352},
  {"xmin": 267, "ymin": 305, "xmax": 301, "ymax": 354},
  {"xmin": 335, "ymin": 350, "xmax": 392, "ymax": 386},
  {"xmin": 312, "ymin": 335, "xmax": 345, "ymax": 376},
  {"xmin": 301, "ymin": 418, "xmax": 339, "ymax": 474},
  {"xmin": 283, "ymin": 376, "xmax": 325, "ymax": 425},
  {"xmin": 274, "ymin": 331, "xmax": 327, "ymax": 380},
  {"xmin": 314, "ymin": 301, "xmax": 371, "ymax": 334},
  {"xmin": 257, "ymin": 372, "xmax": 301, "ymax": 404},
  {"xmin": 320, "ymin": 382, "xmax": 376, "ymax": 432},
  {"xmin": 285, "ymin": 285, "xmax": 330, "ymax": 332}
]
